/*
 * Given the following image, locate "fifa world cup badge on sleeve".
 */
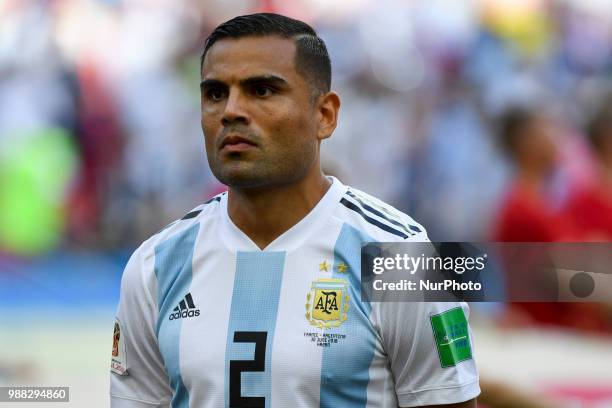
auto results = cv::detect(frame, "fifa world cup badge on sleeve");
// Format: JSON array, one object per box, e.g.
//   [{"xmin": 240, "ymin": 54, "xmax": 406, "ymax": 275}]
[
  {"xmin": 110, "ymin": 319, "xmax": 128, "ymax": 376},
  {"xmin": 430, "ymin": 307, "xmax": 473, "ymax": 368}
]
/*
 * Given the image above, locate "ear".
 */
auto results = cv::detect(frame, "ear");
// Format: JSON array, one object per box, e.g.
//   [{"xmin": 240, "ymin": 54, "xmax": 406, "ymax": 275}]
[{"xmin": 316, "ymin": 91, "xmax": 341, "ymax": 141}]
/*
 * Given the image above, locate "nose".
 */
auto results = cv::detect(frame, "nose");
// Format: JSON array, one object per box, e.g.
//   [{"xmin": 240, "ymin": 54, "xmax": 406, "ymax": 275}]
[{"xmin": 221, "ymin": 89, "xmax": 250, "ymax": 126}]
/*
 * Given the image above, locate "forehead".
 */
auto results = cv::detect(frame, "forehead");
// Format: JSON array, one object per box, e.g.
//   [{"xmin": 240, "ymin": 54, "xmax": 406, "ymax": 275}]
[{"xmin": 202, "ymin": 36, "xmax": 298, "ymax": 81}]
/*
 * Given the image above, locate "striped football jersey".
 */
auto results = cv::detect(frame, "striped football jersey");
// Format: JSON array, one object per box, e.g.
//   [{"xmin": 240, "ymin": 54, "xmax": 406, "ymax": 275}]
[{"xmin": 110, "ymin": 177, "xmax": 480, "ymax": 408}]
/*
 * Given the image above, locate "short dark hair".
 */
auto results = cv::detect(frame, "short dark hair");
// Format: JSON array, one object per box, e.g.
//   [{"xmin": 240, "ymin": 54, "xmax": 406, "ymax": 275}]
[
  {"xmin": 497, "ymin": 107, "xmax": 539, "ymax": 157},
  {"xmin": 587, "ymin": 104, "xmax": 612, "ymax": 153},
  {"xmin": 201, "ymin": 13, "xmax": 331, "ymax": 97}
]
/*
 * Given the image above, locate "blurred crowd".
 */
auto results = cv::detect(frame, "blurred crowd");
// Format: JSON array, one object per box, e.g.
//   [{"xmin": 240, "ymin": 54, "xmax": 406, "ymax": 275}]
[
  {"xmin": 0, "ymin": 0, "xmax": 611, "ymax": 254},
  {"xmin": 2, "ymin": 1, "xmax": 612, "ymax": 406}
]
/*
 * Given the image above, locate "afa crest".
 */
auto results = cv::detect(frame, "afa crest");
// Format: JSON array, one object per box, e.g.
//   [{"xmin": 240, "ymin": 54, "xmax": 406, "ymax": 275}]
[{"xmin": 305, "ymin": 278, "xmax": 350, "ymax": 328}]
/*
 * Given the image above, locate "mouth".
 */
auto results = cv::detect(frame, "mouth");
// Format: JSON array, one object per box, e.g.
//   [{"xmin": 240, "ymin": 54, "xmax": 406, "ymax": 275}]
[{"xmin": 220, "ymin": 135, "xmax": 257, "ymax": 153}]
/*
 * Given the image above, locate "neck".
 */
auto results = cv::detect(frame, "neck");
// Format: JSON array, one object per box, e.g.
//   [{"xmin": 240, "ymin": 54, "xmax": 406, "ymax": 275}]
[
  {"xmin": 515, "ymin": 161, "xmax": 551, "ymax": 190},
  {"xmin": 227, "ymin": 170, "xmax": 332, "ymax": 250},
  {"xmin": 598, "ymin": 155, "xmax": 612, "ymax": 184}
]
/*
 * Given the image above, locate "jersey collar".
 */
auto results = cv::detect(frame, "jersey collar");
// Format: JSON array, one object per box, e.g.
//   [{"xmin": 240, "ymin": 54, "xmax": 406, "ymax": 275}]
[{"xmin": 219, "ymin": 176, "xmax": 346, "ymax": 252}]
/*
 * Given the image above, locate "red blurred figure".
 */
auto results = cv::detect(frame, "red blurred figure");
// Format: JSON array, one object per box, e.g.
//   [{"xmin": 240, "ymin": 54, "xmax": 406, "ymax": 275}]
[
  {"xmin": 492, "ymin": 108, "xmax": 611, "ymax": 333},
  {"xmin": 564, "ymin": 104, "xmax": 612, "ymax": 240},
  {"xmin": 493, "ymin": 108, "xmax": 576, "ymax": 243}
]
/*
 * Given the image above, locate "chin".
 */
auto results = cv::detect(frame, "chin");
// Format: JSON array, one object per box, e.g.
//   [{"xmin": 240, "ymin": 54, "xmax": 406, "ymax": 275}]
[{"xmin": 214, "ymin": 168, "xmax": 270, "ymax": 189}]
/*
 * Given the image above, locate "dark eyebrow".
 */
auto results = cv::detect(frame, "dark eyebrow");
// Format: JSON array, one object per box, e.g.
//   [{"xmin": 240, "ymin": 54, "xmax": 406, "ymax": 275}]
[
  {"xmin": 200, "ymin": 79, "xmax": 226, "ymax": 91},
  {"xmin": 239, "ymin": 75, "xmax": 289, "ymax": 88},
  {"xmin": 199, "ymin": 75, "xmax": 289, "ymax": 91}
]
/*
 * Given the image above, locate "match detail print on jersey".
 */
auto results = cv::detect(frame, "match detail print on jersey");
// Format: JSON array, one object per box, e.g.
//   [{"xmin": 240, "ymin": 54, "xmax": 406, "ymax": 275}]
[{"xmin": 430, "ymin": 307, "xmax": 473, "ymax": 368}]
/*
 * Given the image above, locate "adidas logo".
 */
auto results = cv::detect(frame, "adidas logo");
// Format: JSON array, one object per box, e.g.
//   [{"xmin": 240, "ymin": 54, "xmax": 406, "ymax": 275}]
[{"xmin": 169, "ymin": 293, "xmax": 200, "ymax": 320}]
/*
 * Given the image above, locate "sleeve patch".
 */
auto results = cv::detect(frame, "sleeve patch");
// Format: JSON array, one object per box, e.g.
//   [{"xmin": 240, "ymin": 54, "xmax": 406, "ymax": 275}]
[
  {"xmin": 111, "ymin": 318, "xmax": 128, "ymax": 376},
  {"xmin": 430, "ymin": 307, "xmax": 473, "ymax": 368}
]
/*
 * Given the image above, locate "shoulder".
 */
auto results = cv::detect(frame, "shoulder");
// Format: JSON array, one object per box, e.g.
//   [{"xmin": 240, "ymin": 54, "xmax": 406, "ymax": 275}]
[
  {"xmin": 144, "ymin": 191, "xmax": 226, "ymax": 250},
  {"xmin": 119, "ymin": 191, "xmax": 226, "ymax": 305},
  {"xmin": 125, "ymin": 191, "xmax": 226, "ymax": 275},
  {"xmin": 333, "ymin": 182, "xmax": 428, "ymax": 242}
]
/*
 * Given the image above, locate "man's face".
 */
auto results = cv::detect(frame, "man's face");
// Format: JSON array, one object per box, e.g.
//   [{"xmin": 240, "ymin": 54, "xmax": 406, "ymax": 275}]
[
  {"xmin": 521, "ymin": 118, "xmax": 558, "ymax": 170},
  {"xmin": 200, "ymin": 36, "xmax": 320, "ymax": 189}
]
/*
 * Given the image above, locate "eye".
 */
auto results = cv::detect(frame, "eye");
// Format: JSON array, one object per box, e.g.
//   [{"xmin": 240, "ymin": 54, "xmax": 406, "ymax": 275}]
[
  {"xmin": 253, "ymin": 85, "xmax": 273, "ymax": 97},
  {"xmin": 205, "ymin": 88, "xmax": 225, "ymax": 102}
]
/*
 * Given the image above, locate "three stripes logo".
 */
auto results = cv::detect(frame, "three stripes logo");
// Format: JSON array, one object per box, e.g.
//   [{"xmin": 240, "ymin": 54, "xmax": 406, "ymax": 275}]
[{"xmin": 169, "ymin": 293, "xmax": 200, "ymax": 320}]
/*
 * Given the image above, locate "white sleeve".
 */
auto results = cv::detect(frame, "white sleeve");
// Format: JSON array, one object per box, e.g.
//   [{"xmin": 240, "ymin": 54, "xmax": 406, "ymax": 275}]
[
  {"xmin": 375, "ymin": 301, "xmax": 480, "ymax": 407},
  {"xmin": 110, "ymin": 246, "xmax": 173, "ymax": 407}
]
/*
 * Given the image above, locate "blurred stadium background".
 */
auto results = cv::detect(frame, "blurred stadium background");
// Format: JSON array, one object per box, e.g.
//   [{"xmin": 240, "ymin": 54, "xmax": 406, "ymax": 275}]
[{"xmin": 1, "ymin": 0, "xmax": 612, "ymax": 406}]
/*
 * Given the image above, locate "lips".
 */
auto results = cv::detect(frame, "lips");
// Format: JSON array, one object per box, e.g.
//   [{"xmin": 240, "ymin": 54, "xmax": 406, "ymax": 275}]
[{"xmin": 220, "ymin": 135, "xmax": 257, "ymax": 149}]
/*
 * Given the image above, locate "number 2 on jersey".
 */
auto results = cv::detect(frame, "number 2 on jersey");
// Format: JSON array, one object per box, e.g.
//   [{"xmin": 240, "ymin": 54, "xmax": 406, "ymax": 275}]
[{"xmin": 229, "ymin": 331, "xmax": 267, "ymax": 408}]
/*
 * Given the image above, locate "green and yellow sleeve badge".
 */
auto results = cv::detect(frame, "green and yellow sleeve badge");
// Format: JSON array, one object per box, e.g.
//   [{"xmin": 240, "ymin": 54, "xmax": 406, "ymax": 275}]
[{"xmin": 430, "ymin": 307, "xmax": 473, "ymax": 368}]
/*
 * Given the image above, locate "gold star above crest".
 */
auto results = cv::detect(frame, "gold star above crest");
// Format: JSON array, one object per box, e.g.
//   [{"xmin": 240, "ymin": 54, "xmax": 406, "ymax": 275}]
[
  {"xmin": 319, "ymin": 260, "xmax": 330, "ymax": 272},
  {"xmin": 337, "ymin": 262, "xmax": 348, "ymax": 273}
]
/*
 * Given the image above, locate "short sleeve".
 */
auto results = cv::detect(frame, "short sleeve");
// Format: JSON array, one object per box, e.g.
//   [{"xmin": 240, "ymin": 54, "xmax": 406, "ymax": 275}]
[
  {"xmin": 375, "ymin": 301, "xmax": 480, "ymax": 407},
  {"xmin": 110, "ymin": 247, "xmax": 173, "ymax": 407}
]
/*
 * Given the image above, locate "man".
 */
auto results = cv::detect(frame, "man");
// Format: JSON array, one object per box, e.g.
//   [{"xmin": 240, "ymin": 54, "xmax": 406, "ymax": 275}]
[
  {"xmin": 491, "ymin": 108, "xmax": 579, "ymax": 328},
  {"xmin": 110, "ymin": 13, "xmax": 479, "ymax": 408},
  {"xmin": 565, "ymin": 102, "xmax": 612, "ymax": 241},
  {"xmin": 493, "ymin": 107, "xmax": 573, "ymax": 243}
]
